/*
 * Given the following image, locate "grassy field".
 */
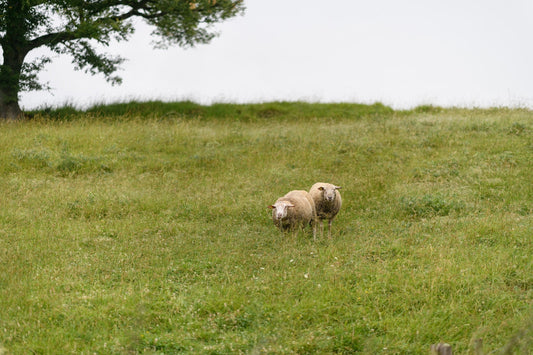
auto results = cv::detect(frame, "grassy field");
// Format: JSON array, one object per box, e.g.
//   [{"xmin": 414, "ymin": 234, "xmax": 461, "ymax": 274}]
[{"xmin": 0, "ymin": 102, "xmax": 532, "ymax": 354}]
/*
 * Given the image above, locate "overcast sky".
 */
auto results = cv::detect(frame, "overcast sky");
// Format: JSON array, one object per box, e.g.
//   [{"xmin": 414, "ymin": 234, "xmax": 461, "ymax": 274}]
[{"xmin": 20, "ymin": 0, "xmax": 533, "ymax": 110}]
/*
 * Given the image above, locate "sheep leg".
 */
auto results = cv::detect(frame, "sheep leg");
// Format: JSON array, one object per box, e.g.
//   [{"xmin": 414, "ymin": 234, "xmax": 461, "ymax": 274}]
[
  {"xmin": 328, "ymin": 219, "xmax": 333, "ymax": 239},
  {"xmin": 291, "ymin": 225, "xmax": 298, "ymax": 239}
]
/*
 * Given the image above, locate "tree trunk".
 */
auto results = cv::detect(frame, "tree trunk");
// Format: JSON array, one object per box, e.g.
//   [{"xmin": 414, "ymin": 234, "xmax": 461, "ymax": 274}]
[
  {"xmin": 0, "ymin": 89, "xmax": 23, "ymax": 120},
  {"xmin": 0, "ymin": 47, "xmax": 26, "ymax": 120},
  {"xmin": 0, "ymin": 0, "xmax": 29, "ymax": 120}
]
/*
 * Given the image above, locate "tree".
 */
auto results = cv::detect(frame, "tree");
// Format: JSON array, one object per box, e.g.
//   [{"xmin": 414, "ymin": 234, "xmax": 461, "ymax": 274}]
[{"xmin": 0, "ymin": 0, "xmax": 244, "ymax": 120}]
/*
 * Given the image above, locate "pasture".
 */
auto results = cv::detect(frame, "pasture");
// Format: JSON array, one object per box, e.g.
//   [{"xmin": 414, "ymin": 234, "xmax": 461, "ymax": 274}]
[{"xmin": 0, "ymin": 102, "xmax": 532, "ymax": 354}]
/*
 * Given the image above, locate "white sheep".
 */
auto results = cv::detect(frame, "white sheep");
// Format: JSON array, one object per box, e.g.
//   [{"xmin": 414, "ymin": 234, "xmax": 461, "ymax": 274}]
[
  {"xmin": 309, "ymin": 182, "xmax": 342, "ymax": 238},
  {"xmin": 268, "ymin": 190, "xmax": 317, "ymax": 240}
]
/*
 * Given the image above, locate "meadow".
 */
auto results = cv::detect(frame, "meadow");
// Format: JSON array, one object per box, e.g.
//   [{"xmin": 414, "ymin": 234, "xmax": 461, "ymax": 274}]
[{"xmin": 0, "ymin": 102, "xmax": 532, "ymax": 354}]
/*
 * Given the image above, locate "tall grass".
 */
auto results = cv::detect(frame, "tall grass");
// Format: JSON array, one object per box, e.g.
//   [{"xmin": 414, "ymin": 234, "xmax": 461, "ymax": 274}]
[{"xmin": 1, "ymin": 102, "xmax": 532, "ymax": 353}]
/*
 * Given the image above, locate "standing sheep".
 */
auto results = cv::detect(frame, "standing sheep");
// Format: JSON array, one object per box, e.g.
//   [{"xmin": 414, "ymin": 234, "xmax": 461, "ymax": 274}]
[
  {"xmin": 309, "ymin": 182, "xmax": 342, "ymax": 238},
  {"xmin": 268, "ymin": 190, "xmax": 317, "ymax": 240}
]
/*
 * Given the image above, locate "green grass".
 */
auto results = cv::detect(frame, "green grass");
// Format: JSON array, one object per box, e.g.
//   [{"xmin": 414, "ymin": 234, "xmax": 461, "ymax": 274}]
[{"xmin": 1, "ymin": 102, "xmax": 532, "ymax": 354}]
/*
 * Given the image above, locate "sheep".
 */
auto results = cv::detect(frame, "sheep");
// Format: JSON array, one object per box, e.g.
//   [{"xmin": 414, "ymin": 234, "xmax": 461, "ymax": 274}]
[
  {"xmin": 309, "ymin": 182, "xmax": 342, "ymax": 238},
  {"xmin": 268, "ymin": 190, "xmax": 317, "ymax": 240}
]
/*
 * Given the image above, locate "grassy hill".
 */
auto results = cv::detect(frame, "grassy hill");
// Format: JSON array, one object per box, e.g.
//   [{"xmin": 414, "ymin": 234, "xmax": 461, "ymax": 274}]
[{"xmin": 1, "ymin": 102, "xmax": 532, "ymax": 353}]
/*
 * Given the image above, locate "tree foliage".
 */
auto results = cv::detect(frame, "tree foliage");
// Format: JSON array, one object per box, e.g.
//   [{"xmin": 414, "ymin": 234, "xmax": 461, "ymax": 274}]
[{"xmin": 0, "ymin": 0, "xmax": 244, "ymax": 118}]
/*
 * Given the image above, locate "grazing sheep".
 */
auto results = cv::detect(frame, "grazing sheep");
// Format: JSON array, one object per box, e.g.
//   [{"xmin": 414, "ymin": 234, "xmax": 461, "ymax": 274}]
[
  {"xmin": 268, "ymin": 190, "xmax": 317, "ymax": 239},
  {"xmin": 309, "ymin": 182, "xmax": 342, "ymax": 238}
]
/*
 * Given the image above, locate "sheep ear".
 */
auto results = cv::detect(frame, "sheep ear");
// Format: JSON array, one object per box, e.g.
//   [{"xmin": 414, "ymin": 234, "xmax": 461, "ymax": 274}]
[
  {"xmin": 268, "ymin": 205, "xmax": 275, "ymax": 209},
  {"xmin": 288, "ymin": 204, "xmax": 295, "ymax": 208},
  {"xmin": 335, "ymin": 186, "xmax": 342, "ymax": 190}
]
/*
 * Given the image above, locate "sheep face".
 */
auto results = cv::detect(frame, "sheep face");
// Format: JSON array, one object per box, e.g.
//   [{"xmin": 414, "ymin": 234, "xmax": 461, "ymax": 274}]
[
  {"xmin": 318, "ymin": 185, "xmax": 341, "ymax": 202},
  {"xmin": 268, "ymin": 201, "xmax": 294, "ymax": 220}
]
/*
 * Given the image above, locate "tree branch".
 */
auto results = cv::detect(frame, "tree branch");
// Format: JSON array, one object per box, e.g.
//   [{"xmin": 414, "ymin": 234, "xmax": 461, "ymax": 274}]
[
  {"xmin": 28, "ymin": 31, "xmax": 80, "ymax": 50},
  {"xmin": 27, "ymin": 7, "xmax": 140, "ymax": 50}
]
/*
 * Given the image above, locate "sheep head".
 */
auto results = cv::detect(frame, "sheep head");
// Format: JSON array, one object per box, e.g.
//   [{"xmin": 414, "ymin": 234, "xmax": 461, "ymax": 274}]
[
  {"xmin": 318, "ymin": 185, "xmax": 341, "ymax": 202},
  {"xmin": 268, "ymin": 201, "xmax": 295, "ymax": 220}
]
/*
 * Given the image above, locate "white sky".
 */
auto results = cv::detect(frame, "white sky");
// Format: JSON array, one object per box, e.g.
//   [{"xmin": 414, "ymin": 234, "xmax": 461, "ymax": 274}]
[{"xmin": 20, "ymin": 0, "xmax": 533, "ymax": 110}]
